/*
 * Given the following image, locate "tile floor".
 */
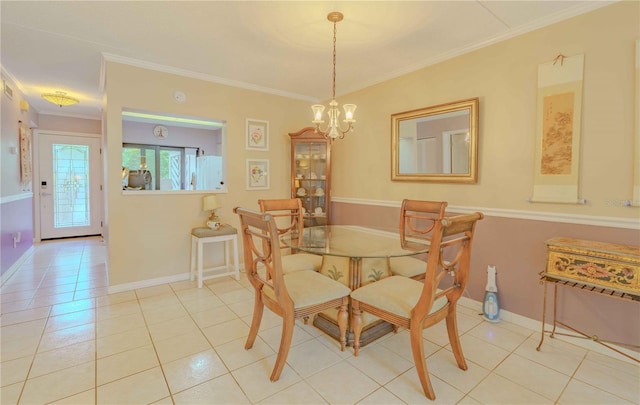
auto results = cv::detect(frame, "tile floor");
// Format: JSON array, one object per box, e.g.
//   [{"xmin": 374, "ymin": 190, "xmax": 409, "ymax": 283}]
[{"xmin": 1, "ymin": 237, "xmax": 638, "ymax": 404}]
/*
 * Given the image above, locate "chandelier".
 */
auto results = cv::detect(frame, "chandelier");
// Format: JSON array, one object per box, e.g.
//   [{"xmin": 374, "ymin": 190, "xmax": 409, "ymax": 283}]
[
  {"xmin": 311, "ymin": 12, "xmax": 356, "ymax": 141},
  {"xmin": 41, "ymin": 91, "xmax": 79, "ymax": 107}
]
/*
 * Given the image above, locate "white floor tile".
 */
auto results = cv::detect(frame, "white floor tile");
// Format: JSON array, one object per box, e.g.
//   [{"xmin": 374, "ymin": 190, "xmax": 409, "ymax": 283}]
[
  {"xmin": 558, "ymin": 378, "xmax": 634, "ymax": 404},
  {"xmin": 20, "ymin": 361, "xmax": 95, "ymax": 404},
  {"xmin": 162, "ymin": 349, "xmax": 228, "ymax": 394},
  {"xmin": 259, "ymin": 380, "xmax": 329, "ymax": 404},
  {"xmin": 1, "ymin": 237, "xmax": 636, "ymax": 405},
  {"xmin": 216, "ymin": 336, "xmax": 274, "ymax": 371},
  {"xmin": 232, "ymin": 356, "xmax": 301, "ymax": 403},
  {"xmin": 96, "ymin": 366, "xmax": 169, "ymax": 404},
  {"xmin": 173, "ymin": 373, "xmax": 250, "ymax": 404},
  {"xmin": 30, "ymin": 340, "xmax": 95, "ymax": 378},
  {"xmin": 468, "ymin": 373, "xmax": 551, "ymax": 404},
  {"xmin": 97, "ymin": 344, "xmax": 159, "ymax": 385},
  {"xmin": 306, "ymin": 361, "xmax": 380, "ymax": 404}
]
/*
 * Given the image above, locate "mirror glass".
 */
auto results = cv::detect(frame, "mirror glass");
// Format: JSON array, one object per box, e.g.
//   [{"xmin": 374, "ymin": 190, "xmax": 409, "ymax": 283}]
[
  {"xmin": 121, "ymin": 109, "xmax": 226, "ymax": 192},
  {"xmin": 391, "ymin": 98, "xmax": 478, "ymax": 183}
]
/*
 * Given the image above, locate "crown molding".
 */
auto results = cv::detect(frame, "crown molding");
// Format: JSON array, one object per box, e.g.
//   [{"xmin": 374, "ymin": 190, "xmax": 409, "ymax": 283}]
[{"xmin": 101, "ymin": 52, "xmax": 319, "ymax": 103}]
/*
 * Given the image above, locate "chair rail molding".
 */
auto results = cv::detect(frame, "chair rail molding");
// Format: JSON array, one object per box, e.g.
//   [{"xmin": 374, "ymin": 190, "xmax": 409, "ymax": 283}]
[{"xmin": 331, "ymin": 197, "xmax": 640, "ymax": 230}]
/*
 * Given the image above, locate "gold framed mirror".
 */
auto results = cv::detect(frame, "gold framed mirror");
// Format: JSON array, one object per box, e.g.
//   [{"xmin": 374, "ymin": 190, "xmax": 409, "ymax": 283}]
[{"xmin": 391, "ymin": 98, "xmax": 478, "ymax": 183}]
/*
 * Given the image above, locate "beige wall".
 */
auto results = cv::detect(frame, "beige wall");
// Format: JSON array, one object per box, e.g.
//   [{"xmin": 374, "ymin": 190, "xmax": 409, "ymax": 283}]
[
  {"xmin": 1, "ymin": 74, "xmax": 37, "ymax": 197},
  {"xmin": 331, "ymin": 2, "xmax": 640, "ymax": 347},
  {"xmin": 331, "ymin": 2, "xmax": 639, "ymax": 219},
  {"xmin": 37, "ymin": 114, "xmax": 101, "ymax": 134},
  {"xmin": 104, "ymin": 63, "xmax": 310, "ymax": 287}
]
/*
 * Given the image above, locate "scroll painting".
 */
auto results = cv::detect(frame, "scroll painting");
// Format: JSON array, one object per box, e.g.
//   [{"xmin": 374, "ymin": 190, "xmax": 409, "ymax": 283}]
[
  {"xmin": 19, "ymin": 122, "xmax": 32, "ymax": 185},
  {"xmin": 531, "ymin": 54, "xmax": 584, "ymax": 204}
]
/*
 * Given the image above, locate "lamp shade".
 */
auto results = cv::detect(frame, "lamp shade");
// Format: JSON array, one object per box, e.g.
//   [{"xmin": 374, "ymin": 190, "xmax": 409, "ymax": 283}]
[{"xmin": 202, "ymin": 195, "xmax": 220, "ymax": 211}]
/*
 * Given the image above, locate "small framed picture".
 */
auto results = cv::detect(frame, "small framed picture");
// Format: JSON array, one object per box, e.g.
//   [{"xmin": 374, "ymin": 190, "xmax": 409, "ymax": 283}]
[
  {"xmin": 246, "ymin": 159, "xmax": 270, "ymax": 190},
  {"xmin": 246, "ymin": 119, "xmax": 269, "ymax": 151}
]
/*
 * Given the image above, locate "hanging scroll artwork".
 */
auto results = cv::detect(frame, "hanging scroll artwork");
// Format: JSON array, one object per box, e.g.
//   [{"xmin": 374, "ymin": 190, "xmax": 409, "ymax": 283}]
[
  {"xmin": 531, "ymin": 54, "xmax": 585, "ymax": 204},
  {"xmin": 19, "ymin": 121, "xmax": 32, "ymax": 185}
]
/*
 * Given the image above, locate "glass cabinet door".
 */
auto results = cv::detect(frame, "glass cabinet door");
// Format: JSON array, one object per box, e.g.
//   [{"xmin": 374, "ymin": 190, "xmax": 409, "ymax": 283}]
[{"xmin": 289, "ymin": 128, "xmax": 331, "ymax": 226}]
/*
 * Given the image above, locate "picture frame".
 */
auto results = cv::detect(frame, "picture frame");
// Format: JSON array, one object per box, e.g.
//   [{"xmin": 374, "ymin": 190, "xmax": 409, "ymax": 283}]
[
  {"xmin": 245, "ymin": 119, "xmax": 269, "ymax": 151},
  {"xmin": 246, "ymin": 159, "xmax": 270, "ymax": 190}
]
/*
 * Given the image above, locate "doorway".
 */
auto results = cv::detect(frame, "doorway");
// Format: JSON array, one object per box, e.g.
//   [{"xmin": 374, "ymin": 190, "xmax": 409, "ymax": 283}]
[{"xmin": 35, "ymin": 131, "xmax": 103, "ymax": 240}]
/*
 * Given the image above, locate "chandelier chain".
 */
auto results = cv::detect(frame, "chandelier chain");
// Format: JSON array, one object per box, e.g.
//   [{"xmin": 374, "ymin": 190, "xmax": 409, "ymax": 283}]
[{"xmin": 332, "ymin": 20, "xmax": 337, "ymax": 101}]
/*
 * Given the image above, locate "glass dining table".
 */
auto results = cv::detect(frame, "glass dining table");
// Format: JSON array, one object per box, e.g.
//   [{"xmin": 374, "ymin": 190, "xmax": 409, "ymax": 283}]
[{"xmin": 281, "ymin": 225, "xmax": 430, "ymax": 346}]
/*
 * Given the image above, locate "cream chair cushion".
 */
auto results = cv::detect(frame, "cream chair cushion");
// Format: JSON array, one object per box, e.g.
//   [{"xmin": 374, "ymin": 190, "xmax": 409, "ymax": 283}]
[
  {"xmin": 263, "ymin": 270, "xmax": 351, "ymax": 308},
  {"xmin": 389, "ymin": 256, "xmax": 425, "ymax": 278},
  {"xmin": 281, "ymin": 253, "xmax": 323, "ymax": 273},
  {"xmin": 350, "ymin": 276, "xmax": 447, "ymax": 318}
]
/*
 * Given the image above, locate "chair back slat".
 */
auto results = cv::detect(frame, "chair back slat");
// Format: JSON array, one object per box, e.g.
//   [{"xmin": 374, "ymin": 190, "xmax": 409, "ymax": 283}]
[
  {"xmin": 400, "ymin": 200, "xmax": 448, "ymax": 247},
  {"xmin": 416, "ymin": 212, "xmax": 483, "ymax": 317},
  {"xmin": 234, "ymin": 207, "xmax": 292, "ymax": 307},
  {"xmin": 259, "ymin": 198, "xmax": 305, "ymax": 250}
]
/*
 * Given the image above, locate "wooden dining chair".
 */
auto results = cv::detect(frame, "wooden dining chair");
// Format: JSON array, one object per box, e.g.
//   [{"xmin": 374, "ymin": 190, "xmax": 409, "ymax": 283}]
[
  {"xmin": 234, "ymin": 207, "xmax": 350, "ymax": 382},
  {"xmin": 351, "ymin": 212, "xmax": 483, "ymax": 400},
  {"xmin": 258, "ymin": 198, "xmax": 323, "ymax": 273},
  {"xmin": 389, "ymin": 199, "xmax": 448, "ymax": 280}
]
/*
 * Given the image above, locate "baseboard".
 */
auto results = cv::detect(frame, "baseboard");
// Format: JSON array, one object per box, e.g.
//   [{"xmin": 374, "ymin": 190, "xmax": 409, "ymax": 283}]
[
  {"xmin": 458, "ymin": 295, "xmax": 639, "ymax": 364},
  {"xmin": 107, "ymin": 273, "xmax": 190, "ymax": 294},
  {"xmin": 107, "ymin": 264, "xmax": 247, "ymax": 294},
  {"xmin": 1, "ymin": 246, "xmax": 34, "ymax": 287}
]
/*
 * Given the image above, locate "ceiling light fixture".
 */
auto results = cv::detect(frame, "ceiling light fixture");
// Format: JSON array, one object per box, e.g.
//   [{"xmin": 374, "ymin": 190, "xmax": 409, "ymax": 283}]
[
  {"xmin": 311, "ymin": 11, "xmax": 356, "ymax": 142},
  {"xmin": 41, "ymin": 91, "xmax": 79, "ymax": 107}
]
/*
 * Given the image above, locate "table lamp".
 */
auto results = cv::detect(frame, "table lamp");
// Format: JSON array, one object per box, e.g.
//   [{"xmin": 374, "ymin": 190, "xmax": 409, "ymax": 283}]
[{"xmin": 203, "ymin": 195, "xmax": 221, "ymax": 229}]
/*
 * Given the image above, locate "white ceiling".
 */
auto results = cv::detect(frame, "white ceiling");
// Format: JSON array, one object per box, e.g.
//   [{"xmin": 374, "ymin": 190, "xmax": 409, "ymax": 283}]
[{"xmin": 1, "ymin": 1, "xmax": 613, "ymax": 120}]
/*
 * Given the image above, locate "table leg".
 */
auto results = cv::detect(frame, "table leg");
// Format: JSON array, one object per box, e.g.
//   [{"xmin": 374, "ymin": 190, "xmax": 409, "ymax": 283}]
[
  {"xmin": 313, "ymin": 256, "xmax": 394, "ymax": 346},
  {"xmin": 536, "ymin": 279, "xmax": 548, "ymax": 351}
]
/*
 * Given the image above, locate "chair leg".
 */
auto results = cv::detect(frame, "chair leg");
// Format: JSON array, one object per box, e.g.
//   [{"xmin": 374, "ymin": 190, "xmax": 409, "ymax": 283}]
[
  {"xmin": 337, "ymin": 299, "xmax": 348, "ymax": 352},
  {"xmin": 245, "ymin": 292, "xmax": 264, "ymax": 350},
  {"xmin": 271, "ymin": 316, "xmax": 294, "ymax": 382},
  {"xmin": 351, "ymin": 300, "xmax": 363, "ymax": 356},
  {"xmin": 410, "ymin": 322, "xmax": 436, "ymax": 400},
  {"xmin": 445, "ymin": 304, "xmax": 468, "ymax": 370}
]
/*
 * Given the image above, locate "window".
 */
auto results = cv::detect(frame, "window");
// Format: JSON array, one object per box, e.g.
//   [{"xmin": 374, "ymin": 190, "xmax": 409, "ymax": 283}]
[{"xmin": 122, "ymin": 109, "xmax": 226, "ymax": 192}]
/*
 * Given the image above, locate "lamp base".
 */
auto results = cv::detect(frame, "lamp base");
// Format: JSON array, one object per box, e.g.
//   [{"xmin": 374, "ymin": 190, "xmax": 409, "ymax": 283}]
[{"xmin": 206, "ymin": 214, "xmax": 222, "ymax": 230}]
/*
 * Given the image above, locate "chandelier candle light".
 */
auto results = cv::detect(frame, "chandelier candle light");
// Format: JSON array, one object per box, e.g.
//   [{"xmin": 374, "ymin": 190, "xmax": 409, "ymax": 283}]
[
  {"xmin": 311, "ymin": 11, "xmax": 356, "ymax": 141},
  {"xmin": 41, "ymin": 91, "xmax": 79, "ymax": 107}
]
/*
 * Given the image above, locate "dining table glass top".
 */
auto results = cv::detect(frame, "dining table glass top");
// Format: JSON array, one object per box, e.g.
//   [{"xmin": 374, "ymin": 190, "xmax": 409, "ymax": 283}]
[{"xmin": 281, "ymin": 225, "xmax": 429, "ymax": 259}]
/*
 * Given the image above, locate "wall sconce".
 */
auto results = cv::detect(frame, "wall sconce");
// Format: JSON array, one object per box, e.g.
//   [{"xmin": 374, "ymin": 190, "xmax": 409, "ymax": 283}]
[{"xmin": 20, "ymin": 100, "xmax": 29, "ymax": 112}]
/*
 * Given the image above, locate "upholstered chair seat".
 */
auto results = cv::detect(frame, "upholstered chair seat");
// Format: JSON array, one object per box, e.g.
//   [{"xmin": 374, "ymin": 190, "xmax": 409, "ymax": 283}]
[
  {"xmin": 351, "ymin": 276, "xmax": 447, "ymax": 318},
  {"xmin": 263, "ymin": 270, "xmax": 350, "ymax": 309}
]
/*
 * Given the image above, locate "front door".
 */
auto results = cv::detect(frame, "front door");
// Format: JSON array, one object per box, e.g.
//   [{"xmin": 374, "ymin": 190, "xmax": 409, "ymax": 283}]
[{"xmin": 37, "ymin": 132, "xmax": 102, "ymax": 239}]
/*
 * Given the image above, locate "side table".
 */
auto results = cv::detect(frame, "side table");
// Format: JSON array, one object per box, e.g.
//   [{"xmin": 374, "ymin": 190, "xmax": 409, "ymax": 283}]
[{"xmin": 190, "ymin": 226, "xmax": 240, "ymax": 288}]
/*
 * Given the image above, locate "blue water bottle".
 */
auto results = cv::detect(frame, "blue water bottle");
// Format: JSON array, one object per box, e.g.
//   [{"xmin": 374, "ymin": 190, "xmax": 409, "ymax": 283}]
[{"xmin": 483, "ymin": 265, "xmax": 500, "ymax": 322}]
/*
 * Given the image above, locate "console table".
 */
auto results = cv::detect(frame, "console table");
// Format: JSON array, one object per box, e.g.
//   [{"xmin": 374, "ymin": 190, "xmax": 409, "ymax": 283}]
[{"xmin": 536, "ymin": 237, "xmax": 639, "ymax": 363}]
